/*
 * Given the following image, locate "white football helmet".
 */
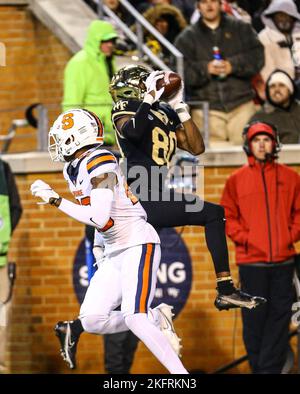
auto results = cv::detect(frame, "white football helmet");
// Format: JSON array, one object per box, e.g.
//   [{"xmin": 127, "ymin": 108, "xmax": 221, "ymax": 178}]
[{"xmin": 48, "ymin": 108, "xmax": 104, "ymax": 162}]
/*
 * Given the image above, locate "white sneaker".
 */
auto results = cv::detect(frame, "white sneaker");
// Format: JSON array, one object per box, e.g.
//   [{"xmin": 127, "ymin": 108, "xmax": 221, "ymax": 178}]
[{"xmin": 154, "ymin": 303, "xmax": 183, "ymax": 357}]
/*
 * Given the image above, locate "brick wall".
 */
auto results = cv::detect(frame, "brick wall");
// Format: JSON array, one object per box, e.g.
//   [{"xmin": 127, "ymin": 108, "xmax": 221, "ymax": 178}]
[
  {"xmin": 7, "ymin": 165, "xmax": 300, "ymax": 374},
  {"xmin": 0, "ymin": 5, "xmax": 70, "ymax": 153}
]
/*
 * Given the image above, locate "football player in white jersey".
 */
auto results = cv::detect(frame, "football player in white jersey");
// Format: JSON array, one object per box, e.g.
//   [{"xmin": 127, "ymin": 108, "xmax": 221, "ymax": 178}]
[{"xmin": 30, "ymin": 108, "xmax": 187, "ymax": 374}]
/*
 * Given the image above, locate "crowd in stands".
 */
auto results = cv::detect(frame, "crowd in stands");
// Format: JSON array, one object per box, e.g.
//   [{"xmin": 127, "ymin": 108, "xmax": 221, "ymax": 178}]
[{"xmin": 83, "ymin": 0, "xmax": 300, "ymax": 145}]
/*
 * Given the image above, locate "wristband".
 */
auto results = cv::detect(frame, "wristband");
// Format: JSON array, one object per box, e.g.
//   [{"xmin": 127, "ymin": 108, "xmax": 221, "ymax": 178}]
[
  {"xmin": 49, "ymin": 197, "xmax": 62, "ymax": 207},
  {"xmin": 216, "ymin": 276, "xmax": 233, "ymax": 283},
  {"xmin": 174, "ymin": 102, "xmax": 191, "ymax": 123}
]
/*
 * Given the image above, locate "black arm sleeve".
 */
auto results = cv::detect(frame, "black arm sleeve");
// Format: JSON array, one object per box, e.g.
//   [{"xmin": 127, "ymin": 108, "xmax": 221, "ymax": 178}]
[
  {"xmin": 120, "ymin": 102, "xmax": 153, "ymax": 143},
  {"xmin": 4, "ymin": 162, "xmax": 22, "ymax": 233}
]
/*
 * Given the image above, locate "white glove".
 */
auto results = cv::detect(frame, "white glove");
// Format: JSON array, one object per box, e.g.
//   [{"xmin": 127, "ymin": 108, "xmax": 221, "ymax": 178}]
[
  {"xmin": 166, "ymin": 80, "xmax": 184, "ymax": 108},
  {"xmin": 93, "ymin": 245, "xmax": 104, "ymax": 260},
  {"xmin": 166, "ymin": 79, "xmax": 190, "ymax": 123},
  {"xmin": 93, "ymin": 245, "xmax": 105, "ymax": 267},
  {"xmin": 144, "ymin": 71, "xmax": 165, "ymax": 104},
  {"xmin": 30, "ymin": 179, "xmax": 60, "ymax": 204}
]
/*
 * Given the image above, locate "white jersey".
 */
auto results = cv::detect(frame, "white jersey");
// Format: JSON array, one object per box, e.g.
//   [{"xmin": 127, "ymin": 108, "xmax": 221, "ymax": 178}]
[{"xmin": 63, "ymin": 147, "xmax": 160, "ymax": 255}]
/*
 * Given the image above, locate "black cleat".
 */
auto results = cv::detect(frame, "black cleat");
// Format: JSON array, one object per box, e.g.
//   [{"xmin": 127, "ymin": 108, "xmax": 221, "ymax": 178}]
[
  {"xmin": 215, "ymin": 289, "xmax": 266, "ymax": 311},
  {"xmin": 54, "ymin": 321, "xmax": 79, "ymax": 369}
]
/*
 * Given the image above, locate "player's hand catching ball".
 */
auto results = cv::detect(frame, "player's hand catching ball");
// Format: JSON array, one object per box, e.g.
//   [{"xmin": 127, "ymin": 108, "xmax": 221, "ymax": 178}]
[
  {"xmin": 144, "ymin": 71, "xmax": 165, "ymax": 104},
  {"xmin": 166, "ymin": 80, "xmax": 184, "ymax": 108}
]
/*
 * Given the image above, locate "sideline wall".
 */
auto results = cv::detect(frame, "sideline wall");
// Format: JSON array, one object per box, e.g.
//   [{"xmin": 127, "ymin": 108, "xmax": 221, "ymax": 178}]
[{"xmin": 5, "ymin": 153, "xmax": 300, "ymax": 374}]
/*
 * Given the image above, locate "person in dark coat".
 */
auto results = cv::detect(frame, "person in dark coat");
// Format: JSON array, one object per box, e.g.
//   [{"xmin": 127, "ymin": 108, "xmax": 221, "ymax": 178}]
[{"xmin": 250, "ymin": 69, "xmax": 300, "ymax": 143}]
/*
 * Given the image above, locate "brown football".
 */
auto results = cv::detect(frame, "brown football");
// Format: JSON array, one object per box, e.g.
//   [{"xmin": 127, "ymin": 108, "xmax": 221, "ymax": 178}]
[{"xmin": 156, "ymin": 71, "xmax": 182, "ymax": 100}]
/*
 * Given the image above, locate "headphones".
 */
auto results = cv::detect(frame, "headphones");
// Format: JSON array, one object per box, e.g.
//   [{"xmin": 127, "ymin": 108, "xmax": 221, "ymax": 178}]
[{"xmin": 242, "ymin": 121, "xmax": 281, "ymax": 157}]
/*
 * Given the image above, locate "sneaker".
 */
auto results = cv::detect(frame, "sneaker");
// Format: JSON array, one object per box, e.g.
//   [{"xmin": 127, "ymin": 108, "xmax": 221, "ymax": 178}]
[
  {"xmin": 54, "ymin": 321, "xmax": 79, "ymax": 369},
  {"xmin": 154, "ymin": 303, "xmax": 183, "ymax": 357},
  {"xmin": 215, "ymin": 289, "xmax": 266, "ymax": 311}
]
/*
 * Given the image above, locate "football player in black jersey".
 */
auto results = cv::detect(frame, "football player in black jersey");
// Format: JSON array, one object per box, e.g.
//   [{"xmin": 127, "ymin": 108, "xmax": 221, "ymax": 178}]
[
  {"xmin": 54, "ymin": 65, "xmax": 266, "ymax": 371},
  {"xmin": 109, "ymin": 65, "xmax": 265, "ymax": 307}
]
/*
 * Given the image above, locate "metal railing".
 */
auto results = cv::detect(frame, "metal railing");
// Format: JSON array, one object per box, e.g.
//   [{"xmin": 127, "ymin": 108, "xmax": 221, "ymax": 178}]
[
  {"xmin": 188, "ymin": 100, "xmax": 210, "ymax": 148},
  {"xmin": 0, "ymin": 104, "xmax": 49, "ymax": 153},
  {"xmin": 96, "ymin": 0, "xmax": 184, "ymax": 78},
  {"xmin": 0, "ymin": 119, "xmax": 28, "ymax": 154},
  {"xmin": 0, "ymin": 100, "xmax": 210, "ymax": 153}
]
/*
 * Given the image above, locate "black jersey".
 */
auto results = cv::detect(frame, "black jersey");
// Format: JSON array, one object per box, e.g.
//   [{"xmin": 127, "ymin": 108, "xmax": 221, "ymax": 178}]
[{"xmin": 111, "ymin": 99, "xmax": 181, "ymax": 190}]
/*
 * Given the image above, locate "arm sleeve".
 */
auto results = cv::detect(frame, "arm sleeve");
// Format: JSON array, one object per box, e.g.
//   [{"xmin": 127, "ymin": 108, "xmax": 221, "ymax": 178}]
[
  {"xmin": 58, "ymin": 188, "xmax": 113, "ymax": 229},
  {"xmin": 220, "ymin": 176, "xmax": 249, "ymax": 246},
  {"xmin": 94, "ymin": 231, "xmax": 105, "ymax": 248},
  {"xmin": 4, "ymin": 162, "xmax": 22, "ymax": 233},
  {"xmin": 119, "ymin": 102, "xmax": 153, "ymax": 143}
]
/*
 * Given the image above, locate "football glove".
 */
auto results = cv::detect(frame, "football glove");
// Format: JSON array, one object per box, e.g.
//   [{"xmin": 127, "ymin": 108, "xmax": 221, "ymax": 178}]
[
  {"xmin": 93, "ymin": 245, "xmax": 104, "ymax": 260},
  {"xmin": 93, "ymin": 245, "xmax": 105, "ymax": 268},
  {"xmin": 144, "ymin": 71, "xmax": 165, "ymax": 104},
  {"xmin": 166, "ymin": 80, "xmax": 184, "ymax": 108},
  {"xmin": 30, "ymin": 179, "xmax": 60, "ymax": 204},
  {"xmin": 165, "ymin": 81, "xmax": 191, "ymax": 123}
]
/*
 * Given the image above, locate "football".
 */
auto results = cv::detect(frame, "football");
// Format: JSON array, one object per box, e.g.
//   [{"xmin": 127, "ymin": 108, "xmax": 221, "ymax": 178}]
[{"xmin": 156, "ymin": 71, "xmax": 182, "ymax": 100}]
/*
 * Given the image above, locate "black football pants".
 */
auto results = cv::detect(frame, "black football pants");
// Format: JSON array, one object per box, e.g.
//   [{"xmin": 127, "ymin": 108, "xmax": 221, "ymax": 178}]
[{"xmin": 140, "ymin": 190, "xmax": 230, "ymax": 275}]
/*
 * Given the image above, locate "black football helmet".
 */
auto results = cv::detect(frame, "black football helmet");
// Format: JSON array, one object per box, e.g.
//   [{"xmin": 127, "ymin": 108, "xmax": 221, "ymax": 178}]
[{"xmin": 109, "ymin": 64, "xmax": 151, "ymax": 102}]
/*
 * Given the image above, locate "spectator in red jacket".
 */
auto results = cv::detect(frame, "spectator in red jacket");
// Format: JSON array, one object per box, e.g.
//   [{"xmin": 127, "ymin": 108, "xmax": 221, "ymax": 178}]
[{"xmin": 221, "ymin": 121, "xmax": 300, "ymax": 374}]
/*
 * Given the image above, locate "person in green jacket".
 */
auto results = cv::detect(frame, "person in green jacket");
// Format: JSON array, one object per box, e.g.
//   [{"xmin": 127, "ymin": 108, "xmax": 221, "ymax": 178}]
[
  {"xmin": 0, "ymin": 159, "xmax": 22, "ymax": 372},
  {"xmin": 62, "ymin": 20, "xmax": 118, "ymax": 146}
]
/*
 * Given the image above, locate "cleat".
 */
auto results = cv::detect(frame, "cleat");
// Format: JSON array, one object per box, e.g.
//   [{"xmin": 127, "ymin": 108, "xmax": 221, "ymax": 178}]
[
  {"xmin": 214, "ymin": 289, "xmax": 266, "ymax": 311},
  {"xmin": 54, "ymin": 321, "xmax": 79, "ymax": 369},
  {"xmin": 154, "ymin": 303, "xmax": 183, "ymax": 357}
]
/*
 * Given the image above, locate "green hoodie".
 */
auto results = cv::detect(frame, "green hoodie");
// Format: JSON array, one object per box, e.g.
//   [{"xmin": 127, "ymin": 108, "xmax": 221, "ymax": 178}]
[
  {"xmin": 62, "ymin": 20, "xmax": 118, "ymax": 145},
  {"xmin": 0, "ymin": 160, "xmax": 11, "ymax": 267}
]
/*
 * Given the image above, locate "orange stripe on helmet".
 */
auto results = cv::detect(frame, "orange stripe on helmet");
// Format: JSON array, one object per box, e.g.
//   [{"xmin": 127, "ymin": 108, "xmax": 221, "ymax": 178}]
[{"xmin": 83, "ymin": 109, "xmax": 104, "ymax": 138}]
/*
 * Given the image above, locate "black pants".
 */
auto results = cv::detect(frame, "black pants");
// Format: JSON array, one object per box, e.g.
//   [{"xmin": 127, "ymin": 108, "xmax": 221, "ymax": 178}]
[
  {"xmin": 104, "ymin": 331, "xmax": 139, "ymax": 374},
  {"xmin": 140, "ymin": 190, "xmax": 229, "ymax": 275},
  {"xmin": 239, "ymin": 263, "xmax": 295, "ymax": 374}
]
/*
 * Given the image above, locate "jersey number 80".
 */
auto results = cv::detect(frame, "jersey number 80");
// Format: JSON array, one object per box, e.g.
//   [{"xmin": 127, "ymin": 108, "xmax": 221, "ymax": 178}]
[{"xmin": 152, "ymin": 127, "xmax": 176, "ymax": 166}]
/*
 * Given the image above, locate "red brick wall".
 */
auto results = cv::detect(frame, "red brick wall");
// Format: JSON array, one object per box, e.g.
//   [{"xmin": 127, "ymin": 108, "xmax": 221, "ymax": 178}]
[
  {"xmin": 7, "ymin": 166, "xmax": 300, "ymax": 374},
  {"xmin": 0, "ymin": 5, "xmax": 70, "ymax": 153}
]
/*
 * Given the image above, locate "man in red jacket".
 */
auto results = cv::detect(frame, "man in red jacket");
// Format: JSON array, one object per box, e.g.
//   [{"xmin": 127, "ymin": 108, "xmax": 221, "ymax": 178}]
[{"xmin": 221, "ymin": 120, "xmax": 300, "ymax": 374}]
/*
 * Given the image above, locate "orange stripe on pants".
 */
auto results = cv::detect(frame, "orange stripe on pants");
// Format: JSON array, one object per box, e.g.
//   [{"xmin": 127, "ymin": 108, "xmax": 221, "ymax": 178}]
[{"xmin": 139, "ymin": 244, "xmax": 153, "ymax": 313}]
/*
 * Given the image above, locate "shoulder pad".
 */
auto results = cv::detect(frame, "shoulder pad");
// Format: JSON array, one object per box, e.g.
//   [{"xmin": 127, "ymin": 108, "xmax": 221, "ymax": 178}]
[{"xmin": 86, "ymin": 150, "xmax": 117, "ymax": 176}]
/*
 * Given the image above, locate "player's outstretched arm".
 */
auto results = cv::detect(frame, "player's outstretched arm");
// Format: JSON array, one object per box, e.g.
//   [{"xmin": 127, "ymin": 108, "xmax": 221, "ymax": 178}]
[
  {"xmin": 30, "ymin": 178, "xmax": 113, "ymax": 229},
  {"xmin": 166, "ymin": 81, "xmax": 205, "ymax": 156}
]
